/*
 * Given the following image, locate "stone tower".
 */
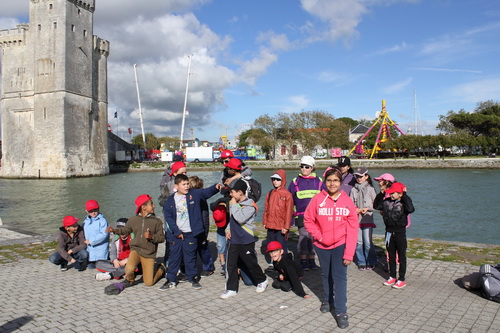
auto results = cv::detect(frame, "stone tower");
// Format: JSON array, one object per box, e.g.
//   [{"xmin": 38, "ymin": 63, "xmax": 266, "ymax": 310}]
[{"xmin": 0, "ymin": 0, "xmax": 110, "ymax": 178}]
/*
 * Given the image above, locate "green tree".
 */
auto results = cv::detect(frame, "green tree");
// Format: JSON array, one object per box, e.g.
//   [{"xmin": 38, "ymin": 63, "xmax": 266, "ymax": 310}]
[{"xmin": 131, "ymin": 133, "xmax": 160, "ymax": 149}]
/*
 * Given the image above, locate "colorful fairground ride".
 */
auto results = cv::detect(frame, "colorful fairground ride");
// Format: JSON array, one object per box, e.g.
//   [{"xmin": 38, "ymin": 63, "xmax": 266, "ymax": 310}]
[{"xmin": 347, "ymin": 100, "xmax": 406, "ymax": 159}]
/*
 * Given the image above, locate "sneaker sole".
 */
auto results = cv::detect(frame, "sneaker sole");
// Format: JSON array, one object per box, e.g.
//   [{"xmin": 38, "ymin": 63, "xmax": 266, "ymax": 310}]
[{"xmin": 392, "ymin": 284, "xmax": 406, "ymax": 289}]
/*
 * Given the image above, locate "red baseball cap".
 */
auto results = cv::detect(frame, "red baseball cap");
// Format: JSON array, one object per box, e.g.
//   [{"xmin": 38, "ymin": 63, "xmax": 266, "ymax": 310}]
[
  {"xmin": 170, "ymin": 161, "xmax": 186, "ymax": 176},
  {"xmin": 213, "ymin": 206, "xmax": 227, "ymax": 228},
  {"xmin": 224, "ymin": 158, "xmax": 242, "ymax": 171},
  {"xmin": 85, "ymin": 199, "xmax": 99, "ymax": 211},
  {"xmin": 62, "ymin": 216, "xmax": 79, "ymax": 227},
  {"xmin": 385, "ymin": 182, "xmax": 407, "ymax": 194},
  {"xmin": 221, "ymin": 150, "xmax": 234, "ymax": 159},
  {"xmin": 266, "ymin": 241, "xmax": 283, "ymax": 252},
  {"xmin": 135, "ymin": 194, "xmax": 153, "ymax": 214}
]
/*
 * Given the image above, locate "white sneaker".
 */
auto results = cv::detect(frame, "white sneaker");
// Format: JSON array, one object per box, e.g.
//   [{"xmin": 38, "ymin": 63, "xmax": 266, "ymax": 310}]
[
  {"xmin": 255, "ymin": 279, "xmax": 268, "ymax": 293},
  {"xmin": 220, "ymin": 290, "xmax": 238, "ymax": 299},
  {"xmin": 95, "ymin": 272, "xmax": 112, "ymax": 281}
]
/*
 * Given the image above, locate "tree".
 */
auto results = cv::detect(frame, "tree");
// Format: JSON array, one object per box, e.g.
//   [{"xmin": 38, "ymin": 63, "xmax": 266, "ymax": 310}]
[{"xmin": 131, "ymin": 133, "xmax": 160, "ymax": 149}]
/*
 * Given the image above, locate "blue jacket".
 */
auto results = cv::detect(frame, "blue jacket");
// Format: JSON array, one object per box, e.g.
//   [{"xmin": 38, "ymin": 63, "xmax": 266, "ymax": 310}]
[
  {"xmin": 83, "ymin": 213, "xmax": 109, "ymax": 261},
  {"xmin": 163, "ymin": 185, "xmax": 219, "ymax": 237}
]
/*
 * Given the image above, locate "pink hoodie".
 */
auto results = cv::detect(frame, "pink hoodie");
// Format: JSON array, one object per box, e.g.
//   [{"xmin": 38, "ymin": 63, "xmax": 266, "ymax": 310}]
[{"xmin": 304, "ymin": 190, "xmax": 359, "ymax": 261}]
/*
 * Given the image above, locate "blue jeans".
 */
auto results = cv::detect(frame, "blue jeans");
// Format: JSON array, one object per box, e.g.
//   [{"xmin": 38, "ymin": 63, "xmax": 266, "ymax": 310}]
[
  {"xmin": 216, "ymin": 227, "xmax": 227, "ymax": 255},
  {"xmin": 49, "ymin": 250, "xmax": 88, "ymax": 269},
  {"xmin": 315, "ymin": 244, "xmax": 348, "ymax": 315},
  {"xmin": 355, "ymin": 227, "xmax": 377, "ymax": 266}
]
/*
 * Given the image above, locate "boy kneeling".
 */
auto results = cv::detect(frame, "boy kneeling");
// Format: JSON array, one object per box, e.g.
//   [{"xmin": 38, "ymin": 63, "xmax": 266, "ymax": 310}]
[{"xmin": 267, "ymin": 241, "xmax": 310, "ymax": 299}]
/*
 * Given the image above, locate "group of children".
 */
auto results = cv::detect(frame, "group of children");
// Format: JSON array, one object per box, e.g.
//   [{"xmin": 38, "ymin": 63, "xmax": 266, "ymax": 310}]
[{"xmin": 50, "ymin": 153, "xmax": 414, "ymax": 330}]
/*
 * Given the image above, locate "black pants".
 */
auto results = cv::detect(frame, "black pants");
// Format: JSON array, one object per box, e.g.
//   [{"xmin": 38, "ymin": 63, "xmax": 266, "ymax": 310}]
[
  {"xmin": 272, "ymin": 279, "xmax": 292, "ymax": 292},
  {"xmin": 226, "ymin": 242, "xmax": 266, "ymax": 292},
  {"xmin": 386, "ymin": 231, "xmax": 407, "ymax": 281}
]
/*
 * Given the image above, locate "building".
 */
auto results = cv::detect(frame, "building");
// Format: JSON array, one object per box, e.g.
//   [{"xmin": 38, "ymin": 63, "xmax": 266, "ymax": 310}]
[
  {"xmin": 0, "ymin": 0, "xmax": 109, "ymax": 178},
  {"xmin": 349, "ymin": 124, "xmax": 369, "ymax": 143}
]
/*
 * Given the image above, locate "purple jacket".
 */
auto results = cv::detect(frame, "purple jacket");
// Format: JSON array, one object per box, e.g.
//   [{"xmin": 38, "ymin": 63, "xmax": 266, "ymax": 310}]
[{"xmin": 287, "ymin": 173, "xmax": 323, "ymax": 216}]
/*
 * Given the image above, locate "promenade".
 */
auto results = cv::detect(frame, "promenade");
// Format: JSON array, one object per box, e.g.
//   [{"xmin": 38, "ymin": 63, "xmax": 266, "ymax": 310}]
[{"xmin": 0, "ymin": 228, "xmax": 499, "ymax": 332}]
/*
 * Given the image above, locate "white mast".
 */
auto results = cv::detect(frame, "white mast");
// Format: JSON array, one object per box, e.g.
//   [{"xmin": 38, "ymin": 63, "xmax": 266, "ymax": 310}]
[
  {"xmin": 179, "ymin": 54, "xmax": 193, "ymax": 150},
  {"xmin": 133, "ymin": 64, "xmax": 147, "ymax": 149},
  {"xmin": 412, "ymin": 89, "xmax": 423, "ymax": 135}
]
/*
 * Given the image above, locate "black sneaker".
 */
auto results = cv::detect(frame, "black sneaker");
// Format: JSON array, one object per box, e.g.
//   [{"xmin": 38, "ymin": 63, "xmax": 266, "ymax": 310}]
[
  {"xmin": 200, "ymin": 270, "xmax": 214, "ymax": 277},
  {"xmin": 159, "ymin": 281, "xmax": 177, "ymax": 291},
  {"xmin": 191, "ymin": 280, "xmax": 202, "ymax": 289},
  {"xmin": 177, "ymin": 272, "xmax": 188, "ymax": 283},
  {"xmin": 334, "ymin": 313, "xmax": 349, "ymax": 329},
  {"xmin": 320, "ymin": 302, "xmax": 331, "ymax": 313},
  {"xmin": 60, "ymin": 264, "xmax": 68, "ymax": 271}
]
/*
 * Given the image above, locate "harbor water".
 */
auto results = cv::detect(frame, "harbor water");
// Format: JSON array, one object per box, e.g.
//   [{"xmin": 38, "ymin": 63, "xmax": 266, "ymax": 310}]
[{"xmin": 0, "ymin": 168, "xmax": 498, "ymax": 245}]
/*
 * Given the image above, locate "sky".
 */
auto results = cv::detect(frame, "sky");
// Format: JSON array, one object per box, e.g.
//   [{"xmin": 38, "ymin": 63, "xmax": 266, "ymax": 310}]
[{"xmin": 1, "ymin": 0, "xmax": 499, "ymax": 144}]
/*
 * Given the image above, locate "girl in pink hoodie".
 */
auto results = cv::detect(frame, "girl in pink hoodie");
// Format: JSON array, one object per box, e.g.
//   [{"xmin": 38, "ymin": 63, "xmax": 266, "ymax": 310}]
[{"xmin": 304, "ymin": 167, "xmax": 359, "ymax": 329}]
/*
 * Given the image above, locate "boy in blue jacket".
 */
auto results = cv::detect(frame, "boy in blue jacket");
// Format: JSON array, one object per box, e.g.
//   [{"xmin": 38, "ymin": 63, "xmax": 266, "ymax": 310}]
[
  {"xmin": 83, "ymin": 199, "xmax": 109, "ymax": 269},
  {"xmin": 160, "ymin": 174, "xmax": 221, "ymax": 290}
]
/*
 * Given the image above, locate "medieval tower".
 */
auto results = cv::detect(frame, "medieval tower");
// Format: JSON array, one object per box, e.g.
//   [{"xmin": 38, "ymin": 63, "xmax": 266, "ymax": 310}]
[{"xmin": 0, "ymin": 0, "xmax": 109, "ymax": 178}]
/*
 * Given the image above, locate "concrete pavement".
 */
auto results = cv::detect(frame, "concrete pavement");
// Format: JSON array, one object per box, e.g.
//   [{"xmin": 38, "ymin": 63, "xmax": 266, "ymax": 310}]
[{"xmin": 0, "ymin": 231, "xmax": 499, "ymax": 332}]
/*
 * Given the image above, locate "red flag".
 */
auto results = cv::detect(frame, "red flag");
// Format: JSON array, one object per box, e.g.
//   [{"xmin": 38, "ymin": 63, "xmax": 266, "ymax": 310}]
[{"xmin": 128, "ymin": 128, "xmax": 132, "ymax": 135}]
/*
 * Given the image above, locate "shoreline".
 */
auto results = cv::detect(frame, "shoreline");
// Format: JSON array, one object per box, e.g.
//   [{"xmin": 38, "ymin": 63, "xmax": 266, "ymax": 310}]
[{"xmin": 111, "ymin": 157, "xmax": 500, "ymax": 173}]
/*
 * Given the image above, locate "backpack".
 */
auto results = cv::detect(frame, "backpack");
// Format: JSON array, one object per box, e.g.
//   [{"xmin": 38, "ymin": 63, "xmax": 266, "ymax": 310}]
[
  {"xmin": 244, "ymin": 178, "xmax": 262, "ymax": 203},
  {"xmin": 480, "ymin": 264, "xmax": 500, "ymax": 303}
]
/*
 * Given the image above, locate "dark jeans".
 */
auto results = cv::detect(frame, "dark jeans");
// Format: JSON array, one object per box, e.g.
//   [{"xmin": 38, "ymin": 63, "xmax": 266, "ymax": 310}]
[
  {"xmin": 49, "ymin": 250, "xmax": 88, "ymax": 269},
  {"xmin": 166, "ymin": 232, "xmax": 198, "ymax": 282},
  {"xmin": 386, "ymin": 231, "xmax": 407, "ymax": 281},
  {"xmin": 226, "ymin": 242, "xmax": 266, "ymax": 292},
  {"xmin": 315, "ymin": 244, "xmax": 348, "ymax": 315}
]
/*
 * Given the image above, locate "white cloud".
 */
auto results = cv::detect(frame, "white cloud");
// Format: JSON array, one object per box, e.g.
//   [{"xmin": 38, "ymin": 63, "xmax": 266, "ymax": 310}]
[
  {"xmin": 381, "ymin": 77, "xmax": 413, "ymax": 94},
  {"xmin": 369, "ymin": 42, "xmax": 408, "ymax": 56},
  {"xmin": 300, "ymin": 0, "xmax": 368, "ymax": 44},
  {"xmin": 281, "ymin": 95, "xmax": 310, "ymax": 113},
  {"xmin": 444, "ymin": 78, "xmax": 500, "ymax": 103}
]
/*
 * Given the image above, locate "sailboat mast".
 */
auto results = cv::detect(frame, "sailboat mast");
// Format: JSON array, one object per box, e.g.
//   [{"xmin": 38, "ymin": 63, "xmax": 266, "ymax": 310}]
[
  {"xmin": 179, "ymin": 54, "xmax": 193, "ymax": 150},
  {"xmin": 133, "ymin": 64, "xmax": 147, "ymax": 149}
]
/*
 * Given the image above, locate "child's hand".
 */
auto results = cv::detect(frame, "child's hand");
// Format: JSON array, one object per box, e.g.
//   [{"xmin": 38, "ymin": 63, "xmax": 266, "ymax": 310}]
[
  {"xmin": 177, "ymin": 233, "xmax": 184, "ymax": 240},
  {"xmin": 106, "ymin": 226, "xmax": 114, "ymax": 233},
  {"xmin": 229, "ymin": 197, "xmax": 237, "ymax": 205},
  {"xmin": 84, "ymin": 240, "xmax": 91, "ymax": 245},
  {"xmin": 361, "ymin": 208, "xmax": 369, "ymax": 214},
  {"xmin": 67, "ymin": 249, "xmax": 73, "ymax": 255},
  {"xmin": 144, "ymin": 228, "xmax": 153, "ymax": 240},
  {"xmin": 113, "ymin": 259, "xmax": 120, "ymax": 268},
  {"xmin": 278, "ymin": 274, "xmax": 284, "ymax": 281},
  {"xmin": 304, "ymin": 294, "xmax": 311, "ymax": 299},
  {"xmin": 215, "ymin": 183, "xmax": 223, "ymax": 191},
  {"xmin": 281, "ymin": 228, "xmax": 289, "ymax": 234},
  {"xmin": 225, "ymin": 230, "xmax": 231, "ymax": 240},
  {"xmin": 343, "ymin": 259, "xmax": 352, "ymax": 266},
  {"xmin": 69, "ymin": 258, "xmax": 76, "ymax": 264}
]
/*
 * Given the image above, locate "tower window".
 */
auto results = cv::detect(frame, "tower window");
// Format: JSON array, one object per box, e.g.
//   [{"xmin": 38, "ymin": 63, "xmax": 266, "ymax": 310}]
[
  {"xmin": 83, "ymin": 30, "xmax": 87, "ymax": 37},
  {"xmin": 71, "ymin": 25, "xmax": 75, "ymax": 32},
  {"xmin": 49, "ymin": 4, "xmax": 53, "ymax": 9},
  {"xmin": 38, "ymin": 24, "xmax": 42, "ymax": 31},
  {"xmin": 53, "ymin": 22, "xmax": 57, "ymax": 29}
]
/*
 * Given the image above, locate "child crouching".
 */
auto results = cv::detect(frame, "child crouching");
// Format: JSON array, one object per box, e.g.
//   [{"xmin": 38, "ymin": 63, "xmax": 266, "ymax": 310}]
[
  {"xmin": 267, "ymin": 241, "xmax": 310, "ymax": 299},
  {"xmin": 49, "ymin": 216, "xmax": 88, "ymax": 271}
]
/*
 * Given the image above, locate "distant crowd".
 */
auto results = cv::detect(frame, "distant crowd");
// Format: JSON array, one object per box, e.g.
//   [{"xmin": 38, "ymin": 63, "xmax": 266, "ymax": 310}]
[{"xmin": 50, "ymin": 151, "xmax": 414, "ymax": 330}]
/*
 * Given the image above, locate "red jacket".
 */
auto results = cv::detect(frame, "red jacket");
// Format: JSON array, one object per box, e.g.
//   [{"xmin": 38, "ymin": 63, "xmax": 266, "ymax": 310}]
[
  {"xmin": 304, "ymin": 190, "xmax": 359, "ymax": 260},
  {"xmin": 262, "ymin": 169, "xmax": 293, "ymax": 231}
]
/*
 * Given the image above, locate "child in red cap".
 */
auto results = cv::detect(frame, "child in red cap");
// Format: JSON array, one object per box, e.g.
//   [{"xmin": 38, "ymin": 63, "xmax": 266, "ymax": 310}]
[
  {"xmin": 49, "ymin": 216, "xmax": 88, "ymax": 271},
  {"xmin": 266, "ymin": 241, "xmax": 310, "ymax": 299},
  {"xmin": 106, "ymin": 194, "xmax": 166, "ymax": 288},
  {"xmin": 374, "ymin": 182, "xmax": 415, "ymax": 289},
  {"xmin": 83, "ymin": 199, "xmax": 109, "ymax": 269}
]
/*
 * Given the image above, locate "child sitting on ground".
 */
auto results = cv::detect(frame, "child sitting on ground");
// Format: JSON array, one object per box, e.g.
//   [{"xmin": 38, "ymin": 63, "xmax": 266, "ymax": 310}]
[
  {"xmin": 266, "ymin": 241, "xmax": 310, "ymax": 299},
  {"xmin": 106, "ymin": 195, "xmax": 166, "ymax": 288},
  {"xmin": 49, "ymin": 216, "xmax": 88, "ymax": 271},
  {"xmin": 95, "ymin": 218, "xmax": 132, "ymax": 281},
  {"xmin": 83, "ymin": 199, "xmax": 109, "ymax": 269},
  {"xmin": 373, "ymin": 182, "xmax": 415, "ymax": 289}
]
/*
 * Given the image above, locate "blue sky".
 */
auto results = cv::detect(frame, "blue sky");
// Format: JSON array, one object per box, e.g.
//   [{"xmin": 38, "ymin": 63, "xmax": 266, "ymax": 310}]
[{"xmin": 1, "ymin": 0, "xmax": 499, "ymax": 143}]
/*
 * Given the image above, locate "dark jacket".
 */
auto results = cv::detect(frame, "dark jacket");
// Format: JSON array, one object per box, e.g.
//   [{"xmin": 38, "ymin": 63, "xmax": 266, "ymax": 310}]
[
  {"xmin": 263, "ymin": 169, "xmax": 293, "ymax": 231},
  {"xmin": 114, "ymin": 214, "xmax": 165, "ymax": 258},
  {"xmin": 163, "ymin": 185, "xmax": 219, "ymax": 237},
  {"xmin": 57, "ymin": 225, "xmax": 87, "ymax": 261},
  {"xmin": 273, "ymin": 253, "xmax": 306, "ymax": 297},
  {"xmin": 373, "ymin": 192, "xmax": 415, "ymax": 233}
]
